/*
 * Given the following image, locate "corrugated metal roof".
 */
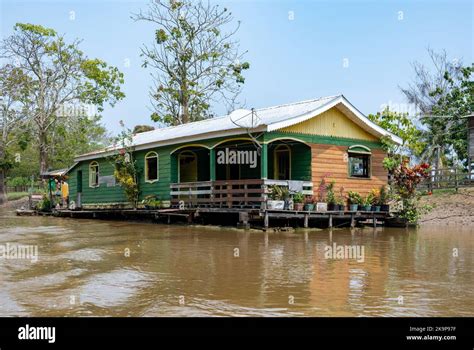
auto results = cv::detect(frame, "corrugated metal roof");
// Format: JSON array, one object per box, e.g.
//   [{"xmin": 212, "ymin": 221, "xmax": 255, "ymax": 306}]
[{"xmin": 75, "ymin": 95, "xmax": 402, "ymax": 161}]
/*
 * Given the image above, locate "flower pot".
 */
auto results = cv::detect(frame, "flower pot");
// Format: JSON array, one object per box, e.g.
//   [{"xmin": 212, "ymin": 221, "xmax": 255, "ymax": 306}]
[
  {"xmin": 373, "ymin": 205, "xmax": 381, "ymax": 212},
  {"xmin": 294, "ymin": 203, "xmax": 304, "ymax": 211},
  {"xmin": 363, "ymin": 205, "xmax": 371, "ymax": 211},
  {"xmin": 304, "ymin": 203, "xmax": 314, "ymax": 211},
  {"xmin": 337, "ymin": 204, "xmax": 345, "ymax": 211},
  {"xmin": 381, "ymin": 204, "xmax": 390, "ymax": 212},
  {"xmin": 315, "ymin": 202, "xmax": 328, "ymax": 212},
  {"xmin": 349, "ymin": 204, "xmax": 358, "ymax": 212},
  {"xmin": 327, "ymin": 203, "xmax": 337, "ymax": 211},
  {"xmin": 267, "ymin": 200, "xmax": 285, "ymax": 210}
]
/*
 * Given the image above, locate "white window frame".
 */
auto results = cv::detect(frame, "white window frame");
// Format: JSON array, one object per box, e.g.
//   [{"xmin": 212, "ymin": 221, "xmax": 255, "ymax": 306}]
[
  {"xmin": 89, "ymin": 161, "xmax": 100, "ymax": 188},
  {"xmin": 145, "ymin": 151, "xmax": 159, "ymax": 183}
]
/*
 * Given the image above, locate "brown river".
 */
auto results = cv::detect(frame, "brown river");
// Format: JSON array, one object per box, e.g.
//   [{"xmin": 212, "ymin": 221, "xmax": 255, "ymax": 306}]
[{"xmin": 0, "ymin": 208, "xmax": 473, "ymax": 317}]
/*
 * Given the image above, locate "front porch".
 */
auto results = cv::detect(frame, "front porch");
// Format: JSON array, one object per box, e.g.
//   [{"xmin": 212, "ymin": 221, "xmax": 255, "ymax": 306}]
[
  {"xmin": 170, "ymin": 179, "xmax": 313, "ymax": 209},
  {"xmin": 169, "ymin": 138, "xmax": 313, "ymax": 208}
]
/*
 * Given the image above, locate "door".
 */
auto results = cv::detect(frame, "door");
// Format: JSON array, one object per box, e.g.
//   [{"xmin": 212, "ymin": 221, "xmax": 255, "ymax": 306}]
[
  {"xmin": 179, "ymin": 151, "xmax": 198, "ymax": 182},
  {"xmin": 274, "ymin": 146, "xmax": 290, "ymax": 180}
]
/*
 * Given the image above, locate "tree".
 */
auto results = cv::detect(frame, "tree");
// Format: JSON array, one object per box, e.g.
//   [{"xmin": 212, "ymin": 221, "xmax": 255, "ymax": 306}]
[
  {"xmin": 0, "ymin": 64, "xmax": 30, "ymax": 204},
  {"xmin": 0, "ymin": 23, "xmax": 125, "ymax": 174},
  {"xmin": 133, "ymin": 124, "xmax": 155, "ymax": 134},
  {"xmin": 368, "ymin": 107, "xmax": 425, "ymax": 158},
  {"xmin": 133, "ymin": 0, "xmax": 250, "ymax": 125},
  {"xmin": 400, "ymin": 48, "xmax": 471, "ymax": 168}
]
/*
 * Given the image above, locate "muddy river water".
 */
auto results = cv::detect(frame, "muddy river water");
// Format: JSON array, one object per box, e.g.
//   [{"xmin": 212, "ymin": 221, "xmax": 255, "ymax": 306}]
[{"xmin": 0, "ymin": 208, "xmax": 473, "ymax": 316}]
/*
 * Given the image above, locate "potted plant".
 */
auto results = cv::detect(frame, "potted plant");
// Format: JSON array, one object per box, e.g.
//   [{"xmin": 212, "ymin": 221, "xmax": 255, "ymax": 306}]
[
  {"xmin": 326, "ymin": 181, "xmax": 336, "ymax": 211},
  {"xmin": 379, "ymin": 185, "xmax": 390, "ymax": 212},
  {"xmin": 362, "ymin": 192, "xmax": 374, "ymax": 211},
  {"xmin": 304, "ymin": 196, "xmax": 315, "ymax": 211},
  {"xmin": 142, "ymin": 195, "xmax": 159, "ymax": 209},
  {"xmin": 370, "ymin": 188, "xmax": 381, "ymax": 212},
  {"xmin": 347, "ymin": 191, "xmax": 361, "ymax": 212},
  {"xmin": 267, "ymin": 185, "xmax": 286, "ymax": 210},
  {"xmin": 293, "ymin": 192, "xmax": 305, "ymax": 211},
  {"xmin": 336, "ymin": 186, "xmax": 345, "ymax": 211},
  {"xmin": 315, "ymin": 177, "xmax": 328, "ymax": 212}
]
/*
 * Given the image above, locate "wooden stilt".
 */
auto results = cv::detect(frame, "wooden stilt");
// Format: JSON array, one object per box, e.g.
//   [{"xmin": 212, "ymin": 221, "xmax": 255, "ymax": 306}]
[
  {"xmin": 264, "ymin": 211, "xmax": 269, "ymax": 229},
  {"xmin": 351, "ymin": 213, "xmax": 355, "ymax": 228},
  {"xmin": 304, "ymin": 213, "xmax": 309, "ymax": 228},
  {"xmin": 329, "ymin": 214, "xmax": 333, "ymax": 228}
]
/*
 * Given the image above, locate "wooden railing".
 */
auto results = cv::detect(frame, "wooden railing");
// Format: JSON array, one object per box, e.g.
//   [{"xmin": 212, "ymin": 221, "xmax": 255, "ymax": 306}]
[
  {"xmin": 418, "ymin": 167, "xmax": 473, "ymax": 191},
  {"xmin": 170, "ymin": 179, "xmax": 313, "ymax": 209}
]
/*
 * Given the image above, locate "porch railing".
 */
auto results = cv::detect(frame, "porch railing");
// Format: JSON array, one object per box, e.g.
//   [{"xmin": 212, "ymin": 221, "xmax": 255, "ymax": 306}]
[{"xmin": 170, "ymin": 179, "xmax": 313, "ymax": 209}]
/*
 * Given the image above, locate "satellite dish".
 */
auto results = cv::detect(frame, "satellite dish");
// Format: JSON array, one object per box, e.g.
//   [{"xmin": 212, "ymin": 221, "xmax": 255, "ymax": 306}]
[{"xmin": 229, "ymin": 108, "xmax": 260, "ymax": 129}]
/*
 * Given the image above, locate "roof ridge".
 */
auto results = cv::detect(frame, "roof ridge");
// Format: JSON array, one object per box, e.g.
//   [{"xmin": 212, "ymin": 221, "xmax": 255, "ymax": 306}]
[{"xmin": 255, "ymin": 95, "xmax": 341, "ymax": 112}]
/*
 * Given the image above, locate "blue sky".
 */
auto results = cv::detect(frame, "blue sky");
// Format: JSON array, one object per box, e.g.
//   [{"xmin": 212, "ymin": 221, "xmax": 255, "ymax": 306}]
[{"xmin": 1, "ymin": 0, "xmax": 472, "ymax": 134}]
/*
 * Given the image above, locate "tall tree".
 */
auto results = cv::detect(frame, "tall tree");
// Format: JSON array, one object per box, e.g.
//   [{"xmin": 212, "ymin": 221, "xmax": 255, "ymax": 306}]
[
  {"xmin": 0, "ymin": 23, "xmax": 125, "ymax": 174},
  {"xmin": 400, "ymin": 48, "xmax": 470, "ymax": 168},
  {"xmin": 0, "ymin": 64, "xmax": 30, "ymax": 204},
  {"xmin": 133, "ymin": 0, "xmax": 250, "ymax": 125}
]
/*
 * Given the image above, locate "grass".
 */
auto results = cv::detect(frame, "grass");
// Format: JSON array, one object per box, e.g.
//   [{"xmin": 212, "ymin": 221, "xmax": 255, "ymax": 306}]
[{"xmin": 7, "ymin": 192, "xmax": 29, "ymax": 201}]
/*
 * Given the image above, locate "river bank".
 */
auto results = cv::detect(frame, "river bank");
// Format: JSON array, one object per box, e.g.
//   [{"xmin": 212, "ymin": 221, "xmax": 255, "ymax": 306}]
[{"xmin": 419, "ymin": 188, "xmax": 474, "ymax": 226}]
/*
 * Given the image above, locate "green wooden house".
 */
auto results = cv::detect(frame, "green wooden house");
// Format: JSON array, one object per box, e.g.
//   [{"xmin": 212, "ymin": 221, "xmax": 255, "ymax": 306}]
[{"xmin": 65, "ymin": 95, "xmax": 401, "ymax": 209}]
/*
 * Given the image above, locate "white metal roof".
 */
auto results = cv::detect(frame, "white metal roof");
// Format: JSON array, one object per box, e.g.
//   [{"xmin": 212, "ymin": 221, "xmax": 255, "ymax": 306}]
[{"xmin": 75, "ymin": 95, "xmax": 402, "ymax": 161}]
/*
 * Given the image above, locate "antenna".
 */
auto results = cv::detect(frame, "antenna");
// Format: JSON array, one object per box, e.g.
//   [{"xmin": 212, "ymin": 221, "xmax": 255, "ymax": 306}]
[{"xmin": 229, "ymin": 108, "xmax": 263, "ymax": 151}]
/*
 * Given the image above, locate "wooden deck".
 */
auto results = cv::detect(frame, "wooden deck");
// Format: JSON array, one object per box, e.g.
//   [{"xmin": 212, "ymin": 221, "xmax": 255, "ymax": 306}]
[{"xmin": 51, "ymin": 207, "xmax": 393, "ymax": 229}]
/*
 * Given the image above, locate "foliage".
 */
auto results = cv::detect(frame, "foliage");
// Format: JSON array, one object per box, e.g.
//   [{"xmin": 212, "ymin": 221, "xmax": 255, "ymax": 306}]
[
  {"xmin": 1, "ymin": 23, "xmax": 125, "ymax": 173},
  {"xmin": 6, "ymin": 176, "xmax": 30, "ymax": 187},
  {"xmin": 35, "ymin": 194, "xmax": 51, "ymax": 212},
  {"xmin": 133, "ymin": 125, "xmax": 155, "ymax": 134},
  {"xmin": 392, "ymin": 159, "xmax": 430, "ymax": 199},
  {"xmin": 378, "ymin": 185, "xmax": 388, "ymax": 205},
  {"xmin": 401, "ymin": 48, "xmax": 473, "ymax": 168},
  {"xmin": 133, "ymin": 0, "xmax": 250, "ymax": 125},
  {"xmin": 326, "ymin": 180, "xmax": 336, "ymax": 204},
  {"xmin": 316, "ymin": 175, "xmax": 329, "ymax": 202},
  {"xmin": 347, "ymin": 191, "xmax": 362, "ymax": 205},
  {"xmin": 292, "ymin": 192, "xmax": 304, "ymax": 204},
  {"xmin": 336, "ymin": 186, "xmax": 345, "ymax": 206},
  {"xmin": 368, "ymin": 107, "xmax": 424, "ymax": 157},
  {"xmin": 269, "ymin": 185, "xmax": 289, "ymax": 201},
  {"xmin": 142, "ymin": 194, "xmax": 161, "ymax": 208},
  {"xmin": 109, "ymin": 125, "xmax": 140, "ymax": 208},
  {"xmin": 363, "ymin": 191, "xmax": 375, "ymax": 206}
]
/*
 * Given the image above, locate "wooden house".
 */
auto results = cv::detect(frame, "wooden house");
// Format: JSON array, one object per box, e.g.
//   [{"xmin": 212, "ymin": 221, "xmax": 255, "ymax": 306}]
[{"xmin": 65, "ymin": 95, "xmax": 402, "ymax": 209}]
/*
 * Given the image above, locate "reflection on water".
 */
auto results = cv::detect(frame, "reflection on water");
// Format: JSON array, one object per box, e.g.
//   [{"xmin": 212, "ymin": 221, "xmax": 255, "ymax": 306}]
[{"xmin": 0, "ymin": 208, "xmax": 473, "ymax": 316}]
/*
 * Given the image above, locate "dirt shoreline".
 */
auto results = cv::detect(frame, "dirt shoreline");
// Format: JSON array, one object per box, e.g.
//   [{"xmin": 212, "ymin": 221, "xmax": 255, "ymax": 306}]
[
  {"xmin": 419, "ymin": 188, "xmax": 474, "ymax": 226},
  {"xmin": 1, "ymin": 196, "xmax": 30, "ymax": 210}
]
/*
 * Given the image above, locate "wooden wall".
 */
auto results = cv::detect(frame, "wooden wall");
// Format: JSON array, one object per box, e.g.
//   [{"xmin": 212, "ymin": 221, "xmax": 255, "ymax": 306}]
[{"xmin": 310, "ymin": 143, "xmax": 388, "ymax": 197}]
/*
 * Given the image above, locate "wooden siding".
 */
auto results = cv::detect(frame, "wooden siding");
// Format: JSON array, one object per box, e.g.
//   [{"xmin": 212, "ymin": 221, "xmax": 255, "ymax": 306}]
[
  {"xmin": 280, "ymin": 107, "xmax": 378, "ymax": 141},
  {"xmin": 311, "ymin": 143, "xmax": 388, "ymax": 197}
]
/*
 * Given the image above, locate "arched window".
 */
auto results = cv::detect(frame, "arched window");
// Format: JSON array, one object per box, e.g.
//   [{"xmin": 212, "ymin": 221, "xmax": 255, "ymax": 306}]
[
  {"xmin": 348, "ymin": 145, "xmax": 371, "ymax": 178},
  {"xmin": 274, "ymin": 144, "xmax": 291, "ymax": 180},
  {"xmin": 145, "ymin": 152, "xmax": 159, "ymax": 182},
  {"xmin": 89, "ymin": 161, "xmax": 99, "ymax": 187}
]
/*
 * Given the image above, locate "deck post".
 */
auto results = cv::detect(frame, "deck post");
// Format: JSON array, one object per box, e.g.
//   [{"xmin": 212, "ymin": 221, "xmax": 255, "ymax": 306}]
[
  {"xmin": 304, "ymin": 213, "xmax": 309, "ymax": 228},
  {"xmin": 328, "ymin": 214, "xmax": 333, "ymax": 228},
  {"xmin": 350, "ymin": 213, "xmax": 355, "ymax": 228},
  {"xmin": 264, "ymin": 210, "xmax": 269, "ymax": 229},
  {"xmin": 260, "ymin": 143, "xmax": 268, "ymax": 179},
  {"xmin": 210, "ymin": 148, "xmax": 216, "ymax": 181},
  {"xmin": 373, "ymin": 213, "xmax": 376, "ymax": 228}
]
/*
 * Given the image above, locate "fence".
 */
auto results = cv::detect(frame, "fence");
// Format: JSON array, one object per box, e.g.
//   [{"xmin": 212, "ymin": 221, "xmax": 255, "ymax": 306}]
[{"xmin": 418, "ymin": 167, "xmax": 473, "ymax": 192}]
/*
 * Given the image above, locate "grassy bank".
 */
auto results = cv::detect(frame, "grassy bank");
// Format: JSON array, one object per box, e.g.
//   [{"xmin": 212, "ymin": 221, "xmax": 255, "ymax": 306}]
[{"xmin": 7, "ymin": 192, "xmax": 29, "ymax": 201}]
